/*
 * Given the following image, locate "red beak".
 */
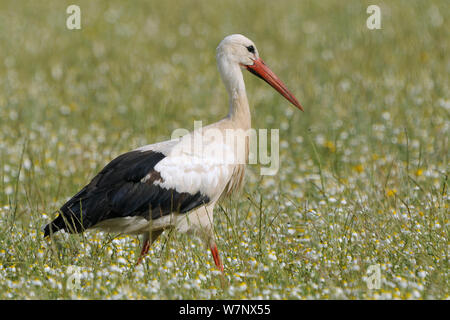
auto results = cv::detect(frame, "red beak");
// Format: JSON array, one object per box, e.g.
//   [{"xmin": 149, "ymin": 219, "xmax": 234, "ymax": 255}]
[{"xmin": 246, "ymin": 58, "xmax": 303, "ymax": 111}]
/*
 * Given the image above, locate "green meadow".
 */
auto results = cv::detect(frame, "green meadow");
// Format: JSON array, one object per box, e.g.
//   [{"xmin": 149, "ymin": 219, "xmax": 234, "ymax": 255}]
[{"xmin": 0, "ymin": 0, "xmax": 448, "ymax": 299}]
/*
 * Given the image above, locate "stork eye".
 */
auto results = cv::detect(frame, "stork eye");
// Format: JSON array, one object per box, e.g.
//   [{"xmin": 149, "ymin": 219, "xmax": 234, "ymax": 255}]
[{"xmin": 246, "ymin": 45, "xmax": 255, "ymax": 54}]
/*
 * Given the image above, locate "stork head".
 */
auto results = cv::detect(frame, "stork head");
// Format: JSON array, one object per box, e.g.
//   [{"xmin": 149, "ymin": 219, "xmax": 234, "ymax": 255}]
[{"xmin": 217, "ymin": 34, "xmax": 303, "ymax": 111}]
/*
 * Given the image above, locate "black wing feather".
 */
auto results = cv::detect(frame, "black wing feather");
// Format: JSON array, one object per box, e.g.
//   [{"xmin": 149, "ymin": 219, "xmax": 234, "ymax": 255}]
[{"xmin": 44, "ymin": 150, "xmax": 210, "ymax": 236}]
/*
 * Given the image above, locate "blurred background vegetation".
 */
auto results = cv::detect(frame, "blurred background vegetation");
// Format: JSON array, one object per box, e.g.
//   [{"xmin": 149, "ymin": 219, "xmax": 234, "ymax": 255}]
[{"xmin": 0, "ymin": 0, "xmax": 448, "ymax": 299}]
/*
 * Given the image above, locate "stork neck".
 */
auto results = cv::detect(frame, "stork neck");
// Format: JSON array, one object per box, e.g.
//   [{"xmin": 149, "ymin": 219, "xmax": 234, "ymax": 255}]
[
  {"xmin": 228, "ymin": 81, "xmax": 251, "ymax": 129},
  {"xmin": 217, "ymin": 56, "xmax": 251, "ymax": 130}
]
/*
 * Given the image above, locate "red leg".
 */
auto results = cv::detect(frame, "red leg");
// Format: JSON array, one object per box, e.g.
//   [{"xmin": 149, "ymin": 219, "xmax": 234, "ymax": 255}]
[
  {"xmin": 136, "ymin": 230, "xmax": 163, "ymax": 266},
  {"xmin": 136, "ymin": 238, "xmax": 150, "ymax": 266},
  {"xmin": 210, "ymin": 243, "xmax": 224, "ymax": 272},
  {"xmin": 210, "ymin": 243, "xmax": 227, "ymax": 288}
]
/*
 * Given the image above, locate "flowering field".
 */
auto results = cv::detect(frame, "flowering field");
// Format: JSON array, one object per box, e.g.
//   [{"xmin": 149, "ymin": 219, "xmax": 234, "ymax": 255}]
[{"xmin": 0, "ymin": 0, "xmax": 448, "ymax": 299}]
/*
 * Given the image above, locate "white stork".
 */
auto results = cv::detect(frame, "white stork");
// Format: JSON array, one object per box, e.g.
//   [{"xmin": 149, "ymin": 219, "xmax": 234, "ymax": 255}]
[{"xmin": 44, "ymin": 34, "xmax": 303, "ymax": 271}]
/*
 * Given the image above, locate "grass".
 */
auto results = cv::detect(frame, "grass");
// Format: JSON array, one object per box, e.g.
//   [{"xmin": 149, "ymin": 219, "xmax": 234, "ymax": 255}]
[{"xmin": 0, "ymin": 0, "xmax": 448, "ymax": 299}]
